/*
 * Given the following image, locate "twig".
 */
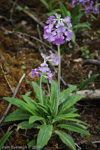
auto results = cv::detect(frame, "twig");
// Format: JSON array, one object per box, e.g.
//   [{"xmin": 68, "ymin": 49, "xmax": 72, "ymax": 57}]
[
  {"xmin": 82, "ymin": 59, "xmax": 100, "ymax": 66},
  {"xmin": 10, "ymin": 0, "xmax": 18, "ymax": 25},
  {"xmin": 0, "ymin": 73, "xmax": 25, "ymax": 124},
  {"xmin": 92, "ymin": 141, "xmax": 100, "ymax": 144},
  {"xmin": 9, "ymin": 0, "xmax": 44, "ymax": 28},
  {"xmin": 0, "ymin": 64, "xmax": 14, "ymax": 93}
]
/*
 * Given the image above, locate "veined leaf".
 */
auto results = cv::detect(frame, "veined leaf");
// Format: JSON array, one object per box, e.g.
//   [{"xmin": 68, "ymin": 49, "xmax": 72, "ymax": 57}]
[
  {"xmin": 32, "ymin": 81, "xmax": 45, "ymax": 104},
  {"xmin": 59, "ymin": 1, "xmax": 71, "ymax": 18},
  {"xmin": 18, "ymin": 121, "xmax": 39, "ymax": 130},
  {"xmin": 51, "ymin": 80, "xmax": 58, "ymax": 112},
  {"xmin": 57, "ymin": 123, "xmax": 90, "ymax": 135},
  {"xmin": 72, "ymin": 5, "xmax": 81, "ymax": 18},
  {"xmin": 59, "ymin": 94, "xmax": 83, "ymax": 114},
  {"xmin": 37, "ymin": 125, "xmax": 53, "ymax": 149},
  {"xmin": 55, "ymin": 130, "xmax": 76, "ymax": 150},
  {"xmin": 62, "ymin": 108, "xmax": 78, "ymax": 114},
  {"xmin": 29, "ymin": 116, "xmax": 44, "ymax": 124},
  {"xmin": 22, "ymin": 95, "xmax": 39, "ymax": 115},
  {"xmin": 80, "ymin": 74, "xmax": 99, "ymax": 90},
  {"xmin": 53, "ymin": 113, "xmax": 80, "ymax": 122},
  {"xmin": 0, "ymin": 131, "xmax": 12, "ymax": 150},
  {"xmin": 59, "ymin": 86, "xmax": 77, "ymax": 105},
  {"xmin": 3, "ymin": 97, "xmax": 34, "ymax": 115},
  {"xmin": 40, "ymin": 0, "xmax": 49, "ymax": 10},
  {"xmin": 65, "ymin": 118, "xmax": 89, "ymax": 126},
  {"xmin": 3, "ymin": 109, "xmax": 31, "ymax": 122},
  {"xmin": 74, "ymin": 23, "xmax": 91, "ymax": 30}
]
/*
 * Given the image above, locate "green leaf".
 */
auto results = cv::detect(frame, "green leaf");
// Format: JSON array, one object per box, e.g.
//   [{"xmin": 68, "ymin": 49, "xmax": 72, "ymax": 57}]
[
  {"xmin": 18, "ymin": 121, "xmax": 39, "ymax": 129},
  {"xmin": 59, "ymin": 86, "xmax": 77, "ymax": 105},
  {"xmin": 25, "ymin": 91, "xmax": 32, "ymax": 96},
  {"xmin": 59, "ymin": 2, "xmax": 71, "ymax": 18},
  {"xmin": 72, "ymin": 5, "xmax": 81, "ymax": 18},
  {"xmin": 29, "ymin": 116, "xmax": 44, "ymax": 124},
  {"xmin": 66, "ymin": 118, "xmax": 89, "ymax": 126},
  {"xmin": 0, "ymin": 131, "xmax": 12, "ymax": 150},
  {"xmin": 72, "ymin": 31, "xmax": 76, "ymax": 43},
  {"xmin": 40, "ymin": 0, "xmax": 49, "ymax": 10},
  {"xmin": 51, "ymin": 80, "xmax": 58, "ymax": 112},
  {"xmin": 32, "ymin": 81, "xmax": 45, "ymax": 104},
  {"xmin": 55, "ymin": 130, "xmax": 76, "ymax": 150},
  {"xmin": 16, "ymin": 6, "xmax": 23, "ymax": 11},
  {"xmin": 57, "ymin": 123, "xmax": 90, "ymax": 135},
  {"xmin": 80, "ymin": 74, "xmax": 99, "ymax": 90},
  {"xmin": 27, "ymin": 140, "xmax": 36, "ymax": 148},
  {"xmin": 3, "ymin": 109, "xmax": 31, "ymax": 122},
  {"xmin": 24, "ymin": 6, "xmax": 30, "ymax": 10},
  {"xmin": 59, "ymin": 94, "xmax": 83, "ymax": 114},
  {"xmin": 53, "ymin": 113, "xmax": 80, "ymax": 122},
  {"xmin": 21, "ymin": 65, "xmax": 26, "ymax": 70},
  {"xmin": 37, "ymin": 125, "xmax": 53, "ymax": 149},
  {"xmin": 22, "ymin": 95, "xmax": 39, "ymax": 115},
  {"xmin": 74, "ymin": 23, "xmax": 91, "ymax": 30},
  {"xmin": 4, "ymin": 31, "xmax": 9, "ymax": 35},
  {"xmin": 3, "ymin": 97, "xmax": 34, "ymax": 115}
]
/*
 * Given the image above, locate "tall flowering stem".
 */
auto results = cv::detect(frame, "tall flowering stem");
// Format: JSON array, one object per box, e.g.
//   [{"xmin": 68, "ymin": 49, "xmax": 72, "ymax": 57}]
[
  {"xmin": 58, "ymin": 45, "xmax": 61, "ymax": 92},
  {"xmin": 40, "ymin": 74, "xmax": 43, "ymax": 105}
]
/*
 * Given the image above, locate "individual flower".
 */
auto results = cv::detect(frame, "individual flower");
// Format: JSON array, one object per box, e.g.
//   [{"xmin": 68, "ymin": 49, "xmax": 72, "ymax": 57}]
[
  {"xmin": 85, "ymin": 6, "xmax": 90, "ymax": 14},
  {"xmin": 49, "ymin": 50, "xmax": 59, "ymax": 65},
  {"xmin": 52, "ymin": 35, "xmax": 65, "ymax": 45},
  {"xmin": 39, "ymin": 63, "xmax": 50, "ymax": 73},
  {"xmin": 78, "ymin": 0, "xmax": 84, "ymax": 5},
  {"xmin": 65, "ymin": 30, "xmax": 73, "ymax": 41},
  {"xmin": 31, "ymin": 68, "xmax": 40, "ymax": 79},
  {"xmin": 46, "ymin": 15, "xmax": 55, "ymax": 24},
  {"xmin": 46, "ymin": 71, "xmax": 53, "ymax": 83},
  {"xmin": 92, "ymin": 8, "xmax": 99, "ymax": 14},
  {"xmin": 72, "ymin": 0, "xmax": 76, "ymax": 8},
  {"xmin": 64, "ymin": 16, "xmax": 71, "ymax": 25},
  {"xmin": 56, "ymin": 23, "xmax": 66, "ymax": 33}
]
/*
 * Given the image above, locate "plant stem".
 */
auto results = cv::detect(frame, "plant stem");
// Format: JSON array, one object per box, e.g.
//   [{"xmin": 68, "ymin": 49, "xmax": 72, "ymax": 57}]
[
  {"xmin": 47, "ymin": 81, "xmax": 51, "ymax": 98},
  {"xmin": 40, "ymin": 74, "xmax": 43, "ymax": 105},
  {"xmin": 55, "ymin": 45, "xmax": 61, "ymax": 116},
  {"xmin": 58, "ymin": 45, "xmax": 61, "ymax": 92}
]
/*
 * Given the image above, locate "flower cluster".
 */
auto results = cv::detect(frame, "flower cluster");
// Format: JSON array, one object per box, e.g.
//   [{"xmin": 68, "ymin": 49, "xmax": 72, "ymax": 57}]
[
  {"xmin": 31, "ymin": 51, "xmax": 59, "ymax": 83},
  {"xmin": 43, "ymin": 14, "xmax": 73, "ymax": 45},
  {"xmin": 72, "ymin": 0, "xmax": 99, "ymax": 14}
]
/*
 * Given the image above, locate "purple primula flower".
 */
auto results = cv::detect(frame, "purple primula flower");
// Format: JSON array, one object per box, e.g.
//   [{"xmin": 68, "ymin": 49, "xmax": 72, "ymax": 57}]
[
  {"xmin": 67, "ymin": 23, "xmax": 72, "ymax": 29},
  {"xmin": 72, "ymin": 0, "xmax": 76, "ymax": 8},
  {"xmin": 43, "ymin": 14, "xmax": 73, "ymax": 45},
  {"xmin": 31, "ymin": 68, "xmax": 39, "ymax": 79},
  {"xmin": 53, "ymin": 35, "xmax": 65, "ymax": 45},
  {"xmin": 78, "ymin": 0, "xmax": 84, "ymax": 5},
  {"xmin": 54, "ymin": 57, "xmax": 59, "ymax": 65},
  {"xmin": 64, "ymin": 16, "xmax": 71, "ymax": 24},
  {"xmin": 49, "ymin": 50, "xmax": 59, "ymax": 65},
  {"xmin": 85, "ymin": 6, "xmax": 90, "ymax": 14},
  {"xmin": 39, "ymin": 63, "xmax": 50, "ymax": 73},
  {"xmin": 56, "ymin": 23, "xmax": 66, "ymax": 33},
  {"xmin": 65, "ymin": 30, "xmax": 73, "ymax": 41},
  {"xmin": 46, "ymin": 15, "xmax": 55, "ymax": 24},
  {"xmin": 46, "ymin": 71, "xmax": 53, "ymax": 84},
  {"xmin": 89, "ymin": 1, "xmax": 94, "ymax": 9},
  {"xmin": 72, "ymin": 0, "xmax": 98, "ymax": 15},
  {"xmin": 92, "ymin": 8, "xmax": 99, "ymax": 14},
  {"xmin": 87, "ymin": 0, "xmax": 90, "ymax": 3},
  {"xmin": 47, "ymin": 31, "xmax": 56, "ymax": 42}
]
